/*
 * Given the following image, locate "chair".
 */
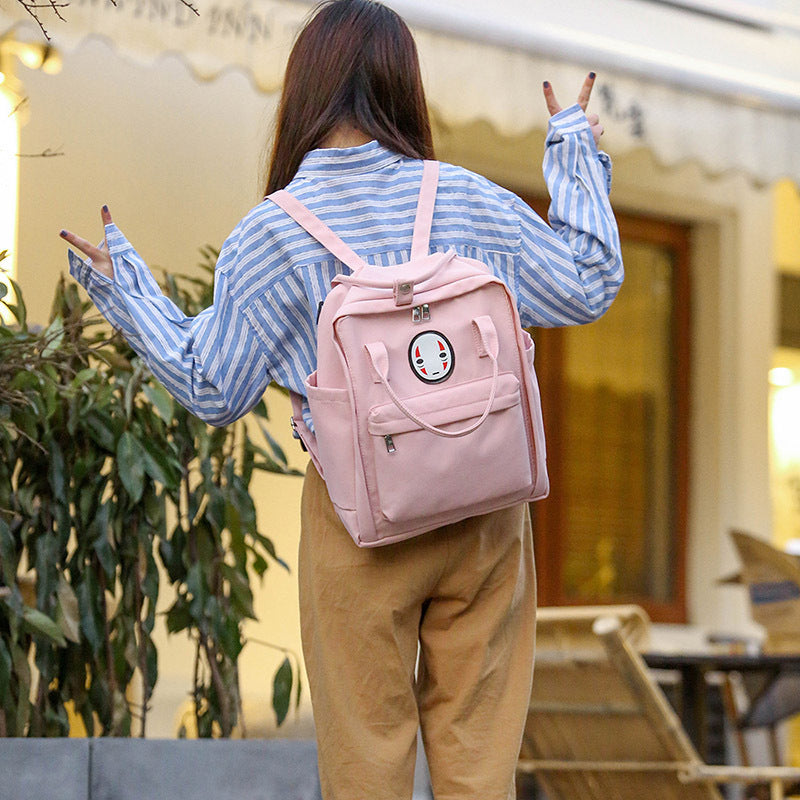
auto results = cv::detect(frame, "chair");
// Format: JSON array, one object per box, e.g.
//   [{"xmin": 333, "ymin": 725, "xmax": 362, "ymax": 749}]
[{"xmin": 518, "ymin": 606, "xmax": 800, "ymax": 800}]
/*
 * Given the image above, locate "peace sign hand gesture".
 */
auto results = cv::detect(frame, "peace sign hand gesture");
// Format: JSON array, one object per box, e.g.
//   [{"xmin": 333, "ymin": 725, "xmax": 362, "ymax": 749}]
[
  {"xmin": 543, "ymin": 73, "xmax": 604, "ymax": 147},
  {"xmin": 59, "ymin": 205, "xmax": 115, "ymax": 280}
]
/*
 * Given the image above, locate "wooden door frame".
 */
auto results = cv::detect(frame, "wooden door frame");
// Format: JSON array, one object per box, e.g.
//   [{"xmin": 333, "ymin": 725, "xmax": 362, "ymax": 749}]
[{"xmin": 525, "ymin": 199, "xmax": 692, "ymax": 623}]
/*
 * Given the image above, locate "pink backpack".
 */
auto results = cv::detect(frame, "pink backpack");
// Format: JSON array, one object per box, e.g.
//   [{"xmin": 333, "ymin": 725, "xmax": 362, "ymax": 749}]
[{"xmin": 270, "ymin": 160, "xmax": 549, "ymax": 547}]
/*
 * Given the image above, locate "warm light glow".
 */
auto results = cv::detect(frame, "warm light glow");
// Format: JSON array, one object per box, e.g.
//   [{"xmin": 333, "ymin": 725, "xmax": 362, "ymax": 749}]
[
  {"xmin": 42, "ymin": 49, "xmax": 63, "ymax": 75},
  {"xmin": 771, "ymin": 383, "xmax": 800, "ymax": 471},
  {"xmin": 0, "ymin": 86, "xmax": 19, "ymax": 324},
  {"xmin": 770, "ymin": 367, "xmax": 796, "ymax": 387},
  {"xmin": 0, "ymin": 73, "xmax": 5, "ymax": 86},
  {"xmin": 786, "ymin": 539, "xmax": 800, "ymax": 556},
  {"xmin": 18, "ymin": 44, "xmax": 44, "ymax": 70}
]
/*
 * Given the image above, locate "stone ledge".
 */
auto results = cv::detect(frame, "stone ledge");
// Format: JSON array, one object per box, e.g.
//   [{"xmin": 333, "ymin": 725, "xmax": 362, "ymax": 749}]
[
  {"xmin": 0, "ymin": 739, "xmax": 321, "ymax": 800},
  {"xmin": 0, "ymin": 738, "xmax": 90, "ymax": 800}
]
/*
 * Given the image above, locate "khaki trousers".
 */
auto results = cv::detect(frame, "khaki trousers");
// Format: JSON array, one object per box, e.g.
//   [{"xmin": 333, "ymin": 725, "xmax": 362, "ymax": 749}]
[{"xmin": 299, "ymin": 463, "xmax": 537, "ymax": 800}]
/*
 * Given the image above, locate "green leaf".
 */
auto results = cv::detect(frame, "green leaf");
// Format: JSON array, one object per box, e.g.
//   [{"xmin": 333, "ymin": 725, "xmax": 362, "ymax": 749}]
[
  {"xmin": 159, "ymin": 525, "xmax": 186, "ymax": 583},
  {"xmin": 70, "ymin": 367, "xmax": 98, "ymax": 388},
  {"xmin": 93, "ymin": 529, "xmax": 116, "ymax": 582},
  {"xmin": 79, "ymin": 484, "xmax": 99, "ymax": 527},
  {"xmin": 251, "ymin": 552, "xmax": 268, "ymax": 579},
  {"xmin": 0, "ymin": 639, "xmax": 12, "ymax": 704},
  {"xmin": 294, "ymin": 664, "xmax": 302, "ymax": 711},
  {"xmin": 141, "ymin": 439, "xmax": 180, "ymax": 490},
  {"xmin": 205, "ymin": 487, "xmax": 226, "ymax": 533},
  {"xmin": 165, "ymin": 600, "xmax": 191, "ymax": 634},
  {"xmin": 11, "ymin": 644, "xmax": 31, "ymax": 735},
  {"xmin": 272, "ymin": 656, "xmax": 292, "ymax": 726},
  {"xmin": 46, "ymin": 437, "xmax": 66, "ymax": 500},
  {"xmin": 86, "ymin": 410, "xmax": 118, "ymax": 452},
  {"xmin": 22, "ymin": 607, "xmax": 67, "ymax": 646},
  {"xmin": 117, "ymin": 431, "xmax": 146, "ymax": 503},
  {"xmin": 222, "ymin": 565, "xmax": 255, "ymax": 620},
  {"xmin": 56, "ymin": 575, "xmax": 81, "ymax": 644},
  {"xmin": 5, "ymin": 276, "xmax": 27, "ymax": 329},
  {"xmin": 89, "ymin": 503, "xmax": 116, "ymax": 582},
  {"xmin": 140, "ymin": 546, "xmax": 159, "ymax": 602},
  {"xmin": 145, "ymin": 637, "xmax": 158, "ymax": 694},
  {"xmin": 253, "ymin": 531, "xmax": 290, "ymax": 572},
  {"xmin": 0, "ymin": 518, "xmax": 17, "ymax": 585},
  {"xmin": 76, "ymin": 575, "xmax": 103, "ymax": 653},
  {"xmin": 142, "ymin": 380, "xmax": 174, "ymax": 423},
  {"xmin": 40, "ymin": 316, "xmax": 64, "ymax": 358},
  {"xmin": 258, "ymin": 421, "xmax": 289, "ymax": 468},
  {"xmin": 186, "ymin": 563, "xmax": 207, "ymax": 621},
  {"xmin": 218, "ymin": 616, "xmax": 243, "ymax": 661}
]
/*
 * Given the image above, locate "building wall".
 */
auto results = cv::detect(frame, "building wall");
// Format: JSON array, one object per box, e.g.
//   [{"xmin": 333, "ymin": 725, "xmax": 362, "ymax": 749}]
[{"xmin": 13, "ymin": 36, "xmax": 778, "ymax": 735}]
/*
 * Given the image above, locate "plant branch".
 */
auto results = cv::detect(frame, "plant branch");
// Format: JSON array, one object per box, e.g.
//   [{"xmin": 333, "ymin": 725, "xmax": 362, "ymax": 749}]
[
  {"xmin": 97, "ymin": 562, "xmax": 118, "ymax": 697},
  {"xmin": 133, "ymin": 538, "xmax": 148, "ymax": 738},
  {"xmin": 14, "ymin": 0, "xmax": 200, "ymax": 39},
  {"xmin": 8, "ymin": 98, "xmax": 29, "ymax": 118},
  {"xmin": 193, "ymin": 635, "xmax": 201, "ymax": 736},
  {"xmin": 16, "ymin": 148, "xmax": 64, "ymax": 158},
  {"xmin": 199, "ymin": 632, "xmax": 231, "ymax": 735}
]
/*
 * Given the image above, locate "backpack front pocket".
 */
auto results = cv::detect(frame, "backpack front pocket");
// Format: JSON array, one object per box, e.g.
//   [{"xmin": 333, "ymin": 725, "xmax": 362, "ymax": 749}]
[{"xmin": 366, "ymin": 373, "xmax": 532, "ymax": 524}]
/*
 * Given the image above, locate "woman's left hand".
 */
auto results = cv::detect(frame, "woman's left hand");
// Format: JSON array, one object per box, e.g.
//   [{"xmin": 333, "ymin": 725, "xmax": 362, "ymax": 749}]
[
  {"xmin": 543, "ymin": 73, "xmax": 605, "ymax": 147},
  {"xmin": 60, "ymin": 205, "xmax": 115, "ymax": 280}
]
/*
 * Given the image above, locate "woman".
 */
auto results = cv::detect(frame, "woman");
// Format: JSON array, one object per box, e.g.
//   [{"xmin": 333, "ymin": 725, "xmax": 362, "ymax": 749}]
[{"xmin": 61, "ymin": 1, "xmax": 623, "ymax": 797}]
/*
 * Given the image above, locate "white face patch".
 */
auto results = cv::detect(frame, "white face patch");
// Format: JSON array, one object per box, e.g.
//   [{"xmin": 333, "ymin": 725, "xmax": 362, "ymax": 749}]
[{"xmin": 408, "ymin": 331, "xmax": 455, "ymax": 383}]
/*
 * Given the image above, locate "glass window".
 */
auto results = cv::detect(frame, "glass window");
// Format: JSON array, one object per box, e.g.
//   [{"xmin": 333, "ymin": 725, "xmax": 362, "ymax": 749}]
[{"xmin": 528, "ymin": 208, "xmax": 690, "ymax": 622}]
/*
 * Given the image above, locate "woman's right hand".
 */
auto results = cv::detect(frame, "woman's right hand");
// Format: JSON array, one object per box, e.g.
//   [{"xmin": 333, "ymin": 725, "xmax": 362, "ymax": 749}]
[
  {"xmin": 60, "ymin": 205, "xmax": 115, "ymax": 280},
  {"xmin": 543, "ymin": 72, "xmax": 604, "ymax": 147}
]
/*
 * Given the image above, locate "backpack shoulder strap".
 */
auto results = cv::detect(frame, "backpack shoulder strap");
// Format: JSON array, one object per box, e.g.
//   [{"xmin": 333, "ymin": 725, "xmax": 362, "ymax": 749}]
[
  {"xmin": 410, "ymin": 160, "xmax": 440, "ymax": 260},
  {"xmin": 268, "ymin": 190, "xmax": 370, "ymax": 274}
]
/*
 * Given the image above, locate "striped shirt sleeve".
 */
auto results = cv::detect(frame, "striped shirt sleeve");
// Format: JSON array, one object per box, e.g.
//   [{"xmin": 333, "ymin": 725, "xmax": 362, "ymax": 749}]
[
  {"xmin": 512, "ymin": 103, "xmax": 623, "ymax": 328},
  {"xmin": 68, "ymin": 222, "xmax": 271, "ymax": 426}
]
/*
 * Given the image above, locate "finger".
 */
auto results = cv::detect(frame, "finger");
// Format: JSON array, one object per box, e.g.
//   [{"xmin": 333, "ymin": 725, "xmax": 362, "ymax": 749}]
[
  {"xmin": 59, "ymin": 229, "xmax": 102, "ymax": 260},
  {"xmin": 586, "ymin": 113, "xmax": 600, "ymax": 126},
  {"xmin": 100, "ymin": 204, "xmax": 113, "ymax": 227},
  {"xmin": 543, "ymin": 81, "xmax": 562, "ymax": 116},
  {"xmin": 577, "ymin": 72, "xmax": 596, "ymax": 111}
]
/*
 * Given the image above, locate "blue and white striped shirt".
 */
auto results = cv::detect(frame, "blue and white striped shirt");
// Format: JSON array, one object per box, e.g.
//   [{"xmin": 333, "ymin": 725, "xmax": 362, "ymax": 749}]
[{"xmin": 69, "ymin": 103, "xmax": 623, "ymax": 427}]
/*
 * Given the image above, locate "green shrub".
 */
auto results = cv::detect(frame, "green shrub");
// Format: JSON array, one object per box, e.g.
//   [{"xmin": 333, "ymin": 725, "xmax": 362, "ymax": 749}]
[{"xmin": 0, "ymin": 248, "xmax": 302, "ymax": 737}]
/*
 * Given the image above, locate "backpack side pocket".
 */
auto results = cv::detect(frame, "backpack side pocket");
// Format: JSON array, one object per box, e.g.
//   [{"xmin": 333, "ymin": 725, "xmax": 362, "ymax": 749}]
[{"xmin": 306, "ymin": 377, "xmax": 357, "ymax": 512}]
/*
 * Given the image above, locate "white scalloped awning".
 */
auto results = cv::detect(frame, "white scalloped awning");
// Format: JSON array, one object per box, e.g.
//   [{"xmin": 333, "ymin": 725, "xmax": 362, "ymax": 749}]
[{"xmin": 2, "ymin": 0, "xmax": 799, "ymax": 185}]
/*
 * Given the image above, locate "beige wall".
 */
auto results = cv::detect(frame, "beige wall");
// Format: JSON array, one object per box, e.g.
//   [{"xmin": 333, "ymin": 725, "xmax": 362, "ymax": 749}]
[
  {"xmin": 12, "ymin": 36, "xmax": 779, "ymax": 734},
  {"xmin": 16, "ymin": 38, "xmax": 273, "ymax": 325}
]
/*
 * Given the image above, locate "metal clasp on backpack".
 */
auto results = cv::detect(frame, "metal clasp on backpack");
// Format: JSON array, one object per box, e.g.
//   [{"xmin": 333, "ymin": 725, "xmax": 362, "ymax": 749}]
[
  {"xmin": 290, "ymin": 416, "xmax": 308, "ymax": 452},
  {"xmin": 411, "ymin": 304, "xmax": 430, "ymax": 323}
]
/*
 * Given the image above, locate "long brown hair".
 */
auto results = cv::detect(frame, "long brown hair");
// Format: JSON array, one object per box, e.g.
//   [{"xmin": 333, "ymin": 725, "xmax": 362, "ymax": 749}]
[{"xmin": 264, "ymin": 0, "xmax": 434, "ymax": 196}]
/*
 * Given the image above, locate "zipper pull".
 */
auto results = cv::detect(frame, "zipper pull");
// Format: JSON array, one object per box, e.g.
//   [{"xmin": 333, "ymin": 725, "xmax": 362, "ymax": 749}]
[{"xmin": 384, "ymin": 435, "xmax": 396, "ymax": 454}]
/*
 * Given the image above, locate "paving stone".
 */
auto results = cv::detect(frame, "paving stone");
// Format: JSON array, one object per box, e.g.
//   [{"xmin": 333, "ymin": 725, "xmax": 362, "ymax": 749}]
[
  {"xmin": 90, "ymin": 739, "xmax": 322, "ymax": 800},
  {"xmin": 0, "ymin": 738, "xmax": 90, "ymax": 800}
]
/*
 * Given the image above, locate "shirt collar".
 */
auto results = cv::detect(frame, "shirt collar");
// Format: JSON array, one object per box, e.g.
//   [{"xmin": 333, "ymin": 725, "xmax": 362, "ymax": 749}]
[{"xmin": 295, "ymin": 140, "xmax": 403, "ymax": 178}]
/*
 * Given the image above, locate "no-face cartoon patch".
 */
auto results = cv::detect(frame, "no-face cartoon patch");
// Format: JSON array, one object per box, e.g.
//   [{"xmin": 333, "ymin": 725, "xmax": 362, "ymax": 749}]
[{"xmin": 408, "ymin": 331, "xmax": 455, "ymax": 383}]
